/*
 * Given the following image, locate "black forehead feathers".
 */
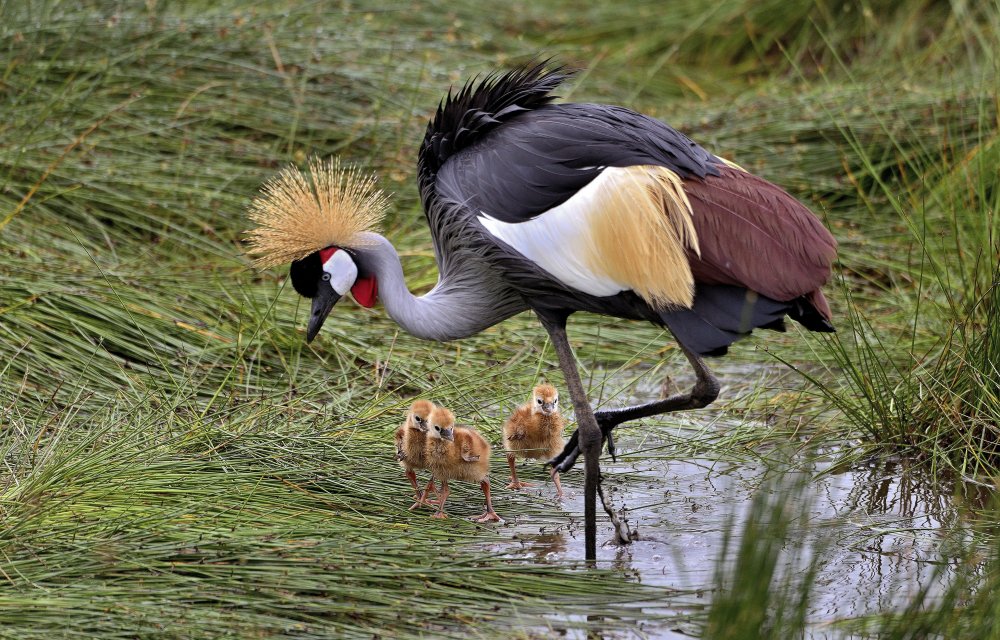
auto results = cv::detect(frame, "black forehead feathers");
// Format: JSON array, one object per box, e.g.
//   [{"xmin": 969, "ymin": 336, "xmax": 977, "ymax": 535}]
[
  {"xmin": 288, "ymin": 247, "xmax": 362, "ymax": 298},
  {"xmin": 289, "ymin": 251, "xmax": 322, "ymax": 298}
]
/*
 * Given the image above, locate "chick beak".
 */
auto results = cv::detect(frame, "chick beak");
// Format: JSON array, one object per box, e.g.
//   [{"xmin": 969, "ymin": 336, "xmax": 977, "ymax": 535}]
[
  {"xmin": 443, "ymin": 428, "xmax": 455, "ymax": 442},
  {"xmin": 541, "ymin": 403, "xmax": 554, "ymax": 415},
  {"xmin": 306, "ymin": 285, "xmax": 341, "ymax": 343}
]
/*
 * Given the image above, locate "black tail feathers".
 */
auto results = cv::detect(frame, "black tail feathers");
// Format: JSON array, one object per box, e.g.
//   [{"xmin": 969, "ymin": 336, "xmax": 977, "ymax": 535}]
[{"xmin": 663, "ymin": 285, "xmax": 833, "ymax": 356}]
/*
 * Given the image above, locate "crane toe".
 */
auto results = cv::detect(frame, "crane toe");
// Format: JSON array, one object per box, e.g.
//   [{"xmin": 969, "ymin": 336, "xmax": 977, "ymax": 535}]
[
  {"xmin": 549, "ymin": 418, "xmax": 620, "ymax": 473},
  {"xmin": 549, "ymin": 435, "xmax": 584, "ymax": 473}
]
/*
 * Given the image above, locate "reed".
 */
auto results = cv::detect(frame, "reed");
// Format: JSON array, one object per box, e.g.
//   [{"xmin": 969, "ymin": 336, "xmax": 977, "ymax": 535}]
[{"xmin": 2, "ymin": 0, "xmax": 998, "ymax": 637}]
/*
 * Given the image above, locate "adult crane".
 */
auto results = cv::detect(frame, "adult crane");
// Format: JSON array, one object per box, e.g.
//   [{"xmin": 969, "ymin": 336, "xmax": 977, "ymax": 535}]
[{"xmin": 246, "ymin": 63, "xmax": 838, "ymax": 562}]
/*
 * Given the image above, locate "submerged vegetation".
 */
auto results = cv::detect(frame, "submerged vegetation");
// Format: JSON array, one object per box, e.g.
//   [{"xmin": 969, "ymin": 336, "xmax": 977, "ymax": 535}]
[{"xmin": 1, "ymin": 0, "xmax": 998, "ymax": 637}]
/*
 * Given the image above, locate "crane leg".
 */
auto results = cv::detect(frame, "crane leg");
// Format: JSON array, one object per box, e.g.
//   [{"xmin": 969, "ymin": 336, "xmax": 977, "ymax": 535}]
[
  {"xmin": 549, "ymin": 343, "xmax": 720, "ymax": 474},
  {"xmin": 538, "ymin": 312, "xmax": 601, "ymax": 563}
]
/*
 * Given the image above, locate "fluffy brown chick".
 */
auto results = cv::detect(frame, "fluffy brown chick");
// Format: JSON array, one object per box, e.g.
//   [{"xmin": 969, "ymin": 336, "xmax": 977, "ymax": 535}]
[
  {"xmin": 503, "ymin": 383, "xmax": 567, "ymax": 497},
  {"xmin": 425, "ymin": 406, "xmax": 500, "ymax": 523},
  {"xmin": 394, "ymin": 399, "xmax": 437, "ymax": 509}
]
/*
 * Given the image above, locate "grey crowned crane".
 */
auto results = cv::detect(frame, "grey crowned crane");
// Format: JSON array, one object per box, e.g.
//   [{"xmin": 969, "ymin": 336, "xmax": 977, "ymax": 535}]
[{"xmin": 246, "ymin": 63, "xmax": 837, "ymax": 562}]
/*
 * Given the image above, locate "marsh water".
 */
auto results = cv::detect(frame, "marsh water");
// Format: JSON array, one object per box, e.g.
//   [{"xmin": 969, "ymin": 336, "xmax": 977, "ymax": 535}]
[{"xmin": 475, "ymin": 363, "xmax": 991, "ymax": 638}]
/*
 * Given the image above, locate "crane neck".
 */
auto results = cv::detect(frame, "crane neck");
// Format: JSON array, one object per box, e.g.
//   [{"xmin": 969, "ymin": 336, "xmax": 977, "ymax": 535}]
[{"xmin": 353, "ymin": 232, "xmax": 525, "ymax": 342}]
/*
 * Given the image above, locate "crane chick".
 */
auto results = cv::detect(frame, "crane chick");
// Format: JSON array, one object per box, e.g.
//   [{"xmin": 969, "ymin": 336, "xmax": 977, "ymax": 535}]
[
  {"xmin": 503, "ymin": 384, "xmax": 567, "ymax": 497},
  {"xmin": 425, "ymin": 406, "xmax": 500, "ymax": 523},
  {"xmin": 395, "ymin": 399, "xmax": 437, "ymax": 509}
]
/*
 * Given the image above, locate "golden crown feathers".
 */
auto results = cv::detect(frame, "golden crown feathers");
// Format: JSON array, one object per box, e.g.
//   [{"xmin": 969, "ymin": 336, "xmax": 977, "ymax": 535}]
[{"xmin": 245, "ymin": 157, "xmax": 389, "ymax": 268}]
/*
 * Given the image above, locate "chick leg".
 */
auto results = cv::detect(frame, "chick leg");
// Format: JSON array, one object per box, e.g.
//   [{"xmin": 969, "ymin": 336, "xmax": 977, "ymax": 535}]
[
  {"xmin": 409, "ymin": 478, "xmax": 438, "ymax": 510},
  {"xmin": 474, "ymin": 479, "xmax": 502, "ymax": 523},
  {"xmin": 404, "ymin": 469, "xmax": 420, "ymax": 500},
  {"xmin": 423, "ymin": 478, "xmax": 438, "ymax": 502},
  {"xmin": 431, "ymin": 480, "xmax": 450, "ymax": 519},
  {"xmin": 404, "ymin": 469, "xmax": 435, "ymax": 510},
  {"xmin": 551, "ymin": 468, "xmax": 564, "ymax": 498},
  {"xmin": 505, "ymin": 454, "xmax": 533, "ymax": 490}
]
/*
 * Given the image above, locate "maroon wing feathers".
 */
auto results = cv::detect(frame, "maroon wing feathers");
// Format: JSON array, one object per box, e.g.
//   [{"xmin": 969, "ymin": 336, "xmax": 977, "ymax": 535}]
[{"xmin": 684, "ymin": 166, "xmax": 837, "ymax": 318}]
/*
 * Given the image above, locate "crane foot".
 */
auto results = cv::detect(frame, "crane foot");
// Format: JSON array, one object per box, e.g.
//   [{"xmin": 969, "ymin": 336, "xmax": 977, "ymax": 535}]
[
  {"xmin": 597, "ymin": 476, "xmax": 635, "ymax": 546},
  {"xmin": 547, "ymin": 417, "xmax": 618, "ymax": 473}
]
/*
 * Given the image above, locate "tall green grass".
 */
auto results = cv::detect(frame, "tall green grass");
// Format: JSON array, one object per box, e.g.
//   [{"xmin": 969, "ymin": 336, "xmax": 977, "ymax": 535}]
[
  {"xmin": 2, "ymin": 0, "xmax": 999, "ymax": 637},
  {"xmin": 791, "ymin": 49, "xmax": 1000, "ymax": 475}
]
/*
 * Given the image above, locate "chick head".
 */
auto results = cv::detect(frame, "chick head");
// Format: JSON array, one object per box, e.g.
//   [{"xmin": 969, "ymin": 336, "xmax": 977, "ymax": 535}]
[
  {"xmin": 407, "ymin": 399, "xmax": 435, "ymax": 432},
  {"xmin": 532, "ymin": 384, "xmax": 559, "ymax": 416},
  {"xmin": 426, "ymin": 406, "xmax": 455, "ymax": 442}
]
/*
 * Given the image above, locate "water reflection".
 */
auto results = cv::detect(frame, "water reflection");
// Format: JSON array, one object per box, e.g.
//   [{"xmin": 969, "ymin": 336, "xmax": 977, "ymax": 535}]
[
  {"xmin": 839, "ymin": 456, "xmax": 993, "ymax": 521},
  {"xmin": 492, "ymin": 443, "xmax": 990, "ymax": 635},
  {"xmin": 478, "ymin": 365, "xmax": 994, "ymax": 636},
  {"xmin": 512, "ymin": 530, "xmax": 569, "ymax": 562}
]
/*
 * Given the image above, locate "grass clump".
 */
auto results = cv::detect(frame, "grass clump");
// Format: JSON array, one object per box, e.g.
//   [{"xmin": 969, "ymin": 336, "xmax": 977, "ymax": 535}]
[
  {"xmin": 797, "ymin": 66, "xmax": 1000, "ymax": 475},
  {"xmin": 2, "ymin": 0, "xmax": 1000, "ymax": 637}
]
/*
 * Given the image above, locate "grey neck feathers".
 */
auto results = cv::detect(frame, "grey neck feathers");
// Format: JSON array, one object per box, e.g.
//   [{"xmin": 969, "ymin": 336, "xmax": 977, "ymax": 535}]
[{"xmin": 354, "ymin": 232, "xmax": 525, "ymax": 341}]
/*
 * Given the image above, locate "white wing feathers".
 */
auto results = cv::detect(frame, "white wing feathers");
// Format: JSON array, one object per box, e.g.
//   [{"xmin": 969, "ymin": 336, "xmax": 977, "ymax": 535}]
[{"xmin": 478, "ymin": 166, "xmax": 699, "ymax": 308}]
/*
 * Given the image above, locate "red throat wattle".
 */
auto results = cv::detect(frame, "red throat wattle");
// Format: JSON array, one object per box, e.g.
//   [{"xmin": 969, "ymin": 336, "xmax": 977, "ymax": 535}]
[
  {"xmin": 319, "ymin": 247, "xmax": 378, "ymax": 308},
  {"xmin": 351, "ymin": 275, "xmax": 378, "ymax": 308}
]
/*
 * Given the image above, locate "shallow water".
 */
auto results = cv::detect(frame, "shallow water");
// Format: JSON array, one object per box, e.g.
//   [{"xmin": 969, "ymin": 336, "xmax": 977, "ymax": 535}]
[{"xmin": 476, "ymin": 363, "xmax": 991, "ymax": 639}]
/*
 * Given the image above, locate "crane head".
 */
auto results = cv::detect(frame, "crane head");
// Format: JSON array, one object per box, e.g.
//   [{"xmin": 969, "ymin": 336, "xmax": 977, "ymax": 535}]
[
  {"xmin": 289, "ymin": 246, "xmax": 378, "ymax": 343},
  {"xmin": 245, "ymin": 157, "xmax": 388, "ymax": 344}
]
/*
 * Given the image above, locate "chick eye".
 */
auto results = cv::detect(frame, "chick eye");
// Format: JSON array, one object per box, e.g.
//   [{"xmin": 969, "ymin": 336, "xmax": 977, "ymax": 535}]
[
  {"xmin": 434, "ymin": 425, "xmax": 440, "ymax": 431},
  {"xmin": 415, "ymin": 416, "xmax": 424, "ymax": 424},
  {"xmin": 536, "ymin": 398, "xmax": 543, "ymax": 404},
  {"xmin": 321, "ymin": 273, "xmax": 331, "ymax": 282}
]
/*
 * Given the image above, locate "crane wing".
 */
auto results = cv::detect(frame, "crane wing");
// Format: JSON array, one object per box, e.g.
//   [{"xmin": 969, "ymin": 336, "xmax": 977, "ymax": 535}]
[
  {"xmin": 683, "ymin": 165, "xmax": 837, "ymax": 312},
  {"xmin": 436, "ymin": 103, "xmax": 718, "ymax": 222},
  {"xmin": 435, "ymin": 103, "xmax": 835, "ymax": 314}
]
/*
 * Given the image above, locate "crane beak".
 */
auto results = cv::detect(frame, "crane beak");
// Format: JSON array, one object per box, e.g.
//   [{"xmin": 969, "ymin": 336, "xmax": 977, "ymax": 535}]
[{"xmin": 306, "ymin": 285, "xmax": 341, "ymax": 343}]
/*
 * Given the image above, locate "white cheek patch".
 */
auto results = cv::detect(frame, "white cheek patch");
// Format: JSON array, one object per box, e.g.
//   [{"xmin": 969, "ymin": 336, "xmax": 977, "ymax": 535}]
[{"xmin": 322, "ymin": 250, "xmax": 358, "ymax": 296}]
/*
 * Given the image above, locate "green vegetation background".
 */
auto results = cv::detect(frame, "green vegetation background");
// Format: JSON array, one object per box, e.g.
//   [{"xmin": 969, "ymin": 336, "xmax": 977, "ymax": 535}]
[{"xmin": 1, "ymin": 1, "xmax": 997, "ymax": 637}]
